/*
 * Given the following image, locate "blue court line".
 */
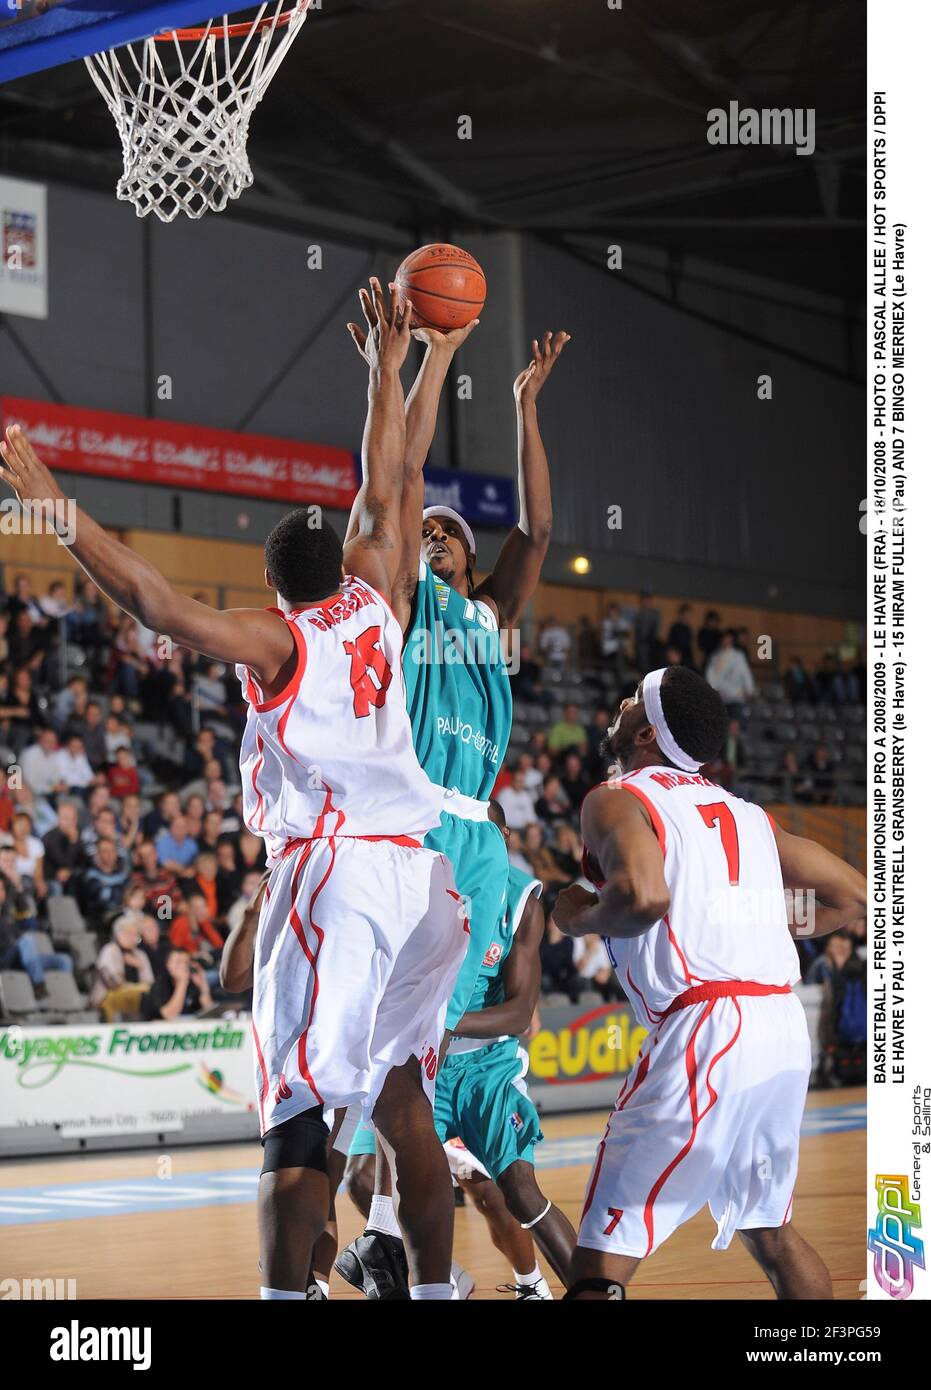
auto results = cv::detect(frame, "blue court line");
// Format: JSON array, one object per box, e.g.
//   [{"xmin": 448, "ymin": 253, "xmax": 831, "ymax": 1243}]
[{"xmin": 0, "ymin": 1104, "xmax": 864, "ymax": 1227}]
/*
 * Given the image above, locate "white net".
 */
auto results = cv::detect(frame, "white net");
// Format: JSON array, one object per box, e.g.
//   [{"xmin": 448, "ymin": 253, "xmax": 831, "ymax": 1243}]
[{"xmin": 85, "ymin": 3, "xmax": 310, "ymax": 223}]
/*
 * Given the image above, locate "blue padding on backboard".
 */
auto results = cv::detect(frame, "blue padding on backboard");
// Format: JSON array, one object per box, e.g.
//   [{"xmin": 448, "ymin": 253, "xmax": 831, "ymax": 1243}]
[{"xmin": 0, "ymin": 0, "xmax": 223, "ymax": 82}]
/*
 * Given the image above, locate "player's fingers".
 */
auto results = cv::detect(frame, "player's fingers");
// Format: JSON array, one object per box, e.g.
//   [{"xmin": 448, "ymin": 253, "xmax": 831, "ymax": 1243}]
[
  {"xmin": 11, "ymin": 424, "xmax": 44, "ymax": 473},
  {"xmin": 346, "ymin": 322, "xmax": 368, "ymax": 355},
  {"xmin": 0, "ymin": 433, "xmax": 25, "ymax": 480},
  {"xmin": 551, "ymin": 331, "xmax": 571, "ymax": 358},
  {"xmin": 359, "ymin": 288, "xmax": 378, "ymax": 331},
  {"xmin": 531, "ymin": 338, "xmax": 544, "ymax": 367},
  {"xmin": 370, "ymin": 276, "xmax": 388, "ymax": 327},
  {"xmin": 400, "ymin": 297, "xmax": 413, "ymax": 330}
]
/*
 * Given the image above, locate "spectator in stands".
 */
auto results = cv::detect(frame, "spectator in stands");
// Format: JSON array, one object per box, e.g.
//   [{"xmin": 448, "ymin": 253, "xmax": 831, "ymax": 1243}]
[
  {"xmin": 505, "ymin": 829, "xmax": 534, "ymax": 876},
  {"xmin": 183, "ymin": 794, "xmax": 206, "ymax": 843},
  {"xmin": 705, "ymin": 718, "xmax": 748, "ymax": 791},
  {"xmin": 513, "ymin": 752, "xmax": 541, "ymax": 794},
  {"xmin": 705, "ymin": 630, "xmax": 755, "ymax": 718},
  {"xmin": 10, "ymin": 811, "xmax": 46, "ymax": 902},
  {"xmin": 132, "ymin": 838, "xmax": 179, "ymax": 917},
  {"xmin": 523, "ymin": 823, "xmax": 573, "ymax": 893},
  {"xmin": 138, "ymin": 911, "xmax": 169, "ymax": 977},
  {"xmin": 599, "ymin": 603, "xmax": 629, "ymax": 671},
  {"xmin": 510, "ymin": 642, "xmax": 546, "ymax": 705},
  {"xmin": 535, "ymin": 772, "xmax": 571, "ymax": 826},
  {"xmin": 12, "ymin": 783, "xmax": 56, "ymax": 838},
  {"xmin": 560, "ymin": 752, "xmax": 590, "ymax": 812},
  {"xmin": 547, "ymin": 702, "xmax": 588, "ymax": 756},
  {"xmin": 142, "ymin": 790, "xmax": 181, "ymax": 841},
  {"xmin": 20, "ymin": 727, "xmax": 66, "ymax": 799},
  {"xmin": 1, "ymin": 844, "xmax": 72, "ymax": 989},
  {"xmin": 104, "ymin": 713, "xmax": 132, "ymax": 763},
  {"xmin": 814, "ymin": 652, "xmax": 852, "ymax": 705},
  {"xmin": 696, "ymin": 610, "xmax": 722, "ymax": 669},
  {"xmin": 56, "ymin": 734, "xmax": 96, "ymax": 796},
  {"xmin": 540, "ymin": 917, "xmax": 583, "ymax": 1002},
  {"xmin": 633, "ymin": 588, "xmax": 661, "ymax": 672},
  {"xmin": 53, "ymin": 674, "xmax": 89, "ymax": 733},
  {"xmin": 7, "ymin": 610, "xmax": 46, "ymax": 673},
  {"xmin": 235, "ymin": 830, "xmax": 265, "ymax": 876},
  {"xmin": 78, "ymin": 838, "xmax": 129, "ymax": 928},
  {"xmin": 0, "ymin": 611, "xmax": 8, "ymax": 669},
  {"xmin": 784, "ymin": 655, "xmax": 814, "ymax": 704},
  {"xmin": 39, "ymin": 580, "xmax": 70, "ymax": 622},
  {"xmin": 780, "ymin": 749, "xmax": 813, "ymax": 804},
  {"xmin": 205, "ymin": 775, "xmax": 232, "ymax": 816},
  {"xmin": 141, "ymin": 947, "xmax": 213, "ymax": 1022},
  {"xmin": 68, "ymin": 699, "xmax": 107, "ymax": 771},
  {"xmin": 572, "ymin": 935, "xmax": 619, "ymax": 1001},
  {"xmin": 813, "ymin": 933, "xmax": 867, "ymax": 1086},
  {"xmin": 0, "ymin": 767, "xmax": 13, "ymax": 835},
  {"xmin": 498, "ymin": 769, "xmax": 538, "ymax": 832},
  {"xmin": 215, "ymin": 840, "xmax": 244, "ymax": 916},
  {"xmin": 199, "ymin": 808, "xmax": 225, "ymax": 853},
  {"xmin": 169, "ymin": 890, "xmax": 224, "ymax": 964},
  {"xmin": 552, "ymin": 822, "xmax": 584, "ymax": 880},
  {"xmin": 65, "ymin": 578, "xmax": 107, "ymax": 648},
  {"xmin": 188, "ymin": 851, "xmax": 220, "ymax": 921},
  {"xmin": 89, "ymin": 913, "xmax": 155, "ymax": 1022},
  {"xmin": 106, "ymin": 746, "xmax": 141, "ymax": 800},
  {"xmin": 666, "ymin": 602, "xmax": 694, "ymax": 667},
  {"xmin": 43, "ymin": 801, "xmax": 85, "ymax": 895},
  {"xmin": 156, "ymin": 813, "xmax": 199, "ymax": 875},
  {"xmin": 537, "ymin": 616, "xmax": 571, "ymax": 667},
  {"xmin": 807, "ymin": 743, "xmax": 837, "ymax": 805}
]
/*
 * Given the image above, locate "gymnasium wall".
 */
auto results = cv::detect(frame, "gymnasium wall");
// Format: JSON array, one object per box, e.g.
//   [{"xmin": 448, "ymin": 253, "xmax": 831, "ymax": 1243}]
[{"xmin": 0, "ymin": 183, "xmax": 863, "ymax": 620}]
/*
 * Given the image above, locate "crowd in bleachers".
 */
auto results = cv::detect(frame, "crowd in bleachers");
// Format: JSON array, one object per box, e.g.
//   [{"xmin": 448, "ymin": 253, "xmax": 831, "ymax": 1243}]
[{"xmin": 0, "ymin": 573, "xmax": 867, "ymax": 1083}]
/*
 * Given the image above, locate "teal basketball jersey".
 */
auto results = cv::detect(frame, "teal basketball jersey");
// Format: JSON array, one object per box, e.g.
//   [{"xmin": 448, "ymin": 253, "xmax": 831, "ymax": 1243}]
[
  {"xmin": 462, "ymin": 866, "xmax": 543, "ymax": 1018},
  {"xmin": 402, "ymin": 561, "xmax": 513, "ymax": 801}
]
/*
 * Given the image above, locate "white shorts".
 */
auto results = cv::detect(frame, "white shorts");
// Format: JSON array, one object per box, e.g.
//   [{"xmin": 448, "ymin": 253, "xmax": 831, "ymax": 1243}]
[
  {"xmin": 444, "ymin": 1137, "xmax": 491, "ymax": 1183},
  {"xmin": 578, "ymin": 991, "xmax": 811, "ymax": 1259},
  {"xmin": 252, "ymin": 836, "xmax": 467, "ymax": 1136}
]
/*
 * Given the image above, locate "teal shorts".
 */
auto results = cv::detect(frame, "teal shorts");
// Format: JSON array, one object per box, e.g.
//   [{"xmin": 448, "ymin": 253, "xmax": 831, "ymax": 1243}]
[
  {"xmin": 348, "ymin": 1120, "xmax": 376, "ymax": 1158},
  {"xmin": 433, "ymin": 1039, "xmax": 543, "ymax": 1181},
  {"xmin": 426, "ymin": 812, "xmax": 509, "ymax": 1031}
]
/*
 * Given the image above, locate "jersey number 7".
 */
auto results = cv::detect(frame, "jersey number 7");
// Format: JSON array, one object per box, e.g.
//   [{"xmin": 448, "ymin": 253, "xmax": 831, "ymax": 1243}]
[{"xmin": 697, "ymin": 802, "xmax": 740, "ymax": 885}]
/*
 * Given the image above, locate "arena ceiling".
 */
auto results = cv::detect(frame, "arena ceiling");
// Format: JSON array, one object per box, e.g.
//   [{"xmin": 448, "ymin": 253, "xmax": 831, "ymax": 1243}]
[{"xmin": 0, "ymin": 0, "xmax": 865, "ymax": 298}]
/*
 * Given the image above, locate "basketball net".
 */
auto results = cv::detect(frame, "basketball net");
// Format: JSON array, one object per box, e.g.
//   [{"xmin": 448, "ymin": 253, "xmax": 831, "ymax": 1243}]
[{"xmin": 85, "ymin": 3, "xmax": 310, "ymax": 222}]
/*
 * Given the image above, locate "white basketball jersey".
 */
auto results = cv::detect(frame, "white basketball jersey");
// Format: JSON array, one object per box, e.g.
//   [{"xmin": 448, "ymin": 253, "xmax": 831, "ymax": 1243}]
[
  {"xmin": 237, "ymin": 576, "xmax": 446, "ymax": 857},
  {"xmin": 582, "ymin": 766, "xmax": 799, "ymax": 1027}
]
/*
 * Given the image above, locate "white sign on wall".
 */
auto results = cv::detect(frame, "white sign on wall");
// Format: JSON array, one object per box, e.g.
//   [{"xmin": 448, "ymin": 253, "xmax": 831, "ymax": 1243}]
[{"xmin": 0, "ymin": 175, "xmax": 47, "ymax": 319}]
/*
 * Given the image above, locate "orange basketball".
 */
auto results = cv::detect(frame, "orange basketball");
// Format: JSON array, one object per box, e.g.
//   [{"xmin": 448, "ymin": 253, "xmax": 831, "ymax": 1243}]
[{"xmin": 395, "ymin": 243, "xmax": 486, "ymax": 332}]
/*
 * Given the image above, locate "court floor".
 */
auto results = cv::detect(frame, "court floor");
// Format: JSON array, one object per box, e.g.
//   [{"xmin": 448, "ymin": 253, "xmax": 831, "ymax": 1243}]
[{"xmin": 0, "ymin": 1088, "xmax": 864, "ymax": 1300}]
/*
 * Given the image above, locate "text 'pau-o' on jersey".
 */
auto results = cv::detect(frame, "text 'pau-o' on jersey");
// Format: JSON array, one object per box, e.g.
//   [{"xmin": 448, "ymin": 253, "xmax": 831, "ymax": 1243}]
[
  {"xmin": 237, "ymin": 576, "xmax": 447, "ymax": 858},
  {"xmin": 581, "ymin": 767, "xmax": 799, "ymax": 1028},
  {"xmin": 402, "ymin": 560, "xmax": 513, "ymax": 801}
]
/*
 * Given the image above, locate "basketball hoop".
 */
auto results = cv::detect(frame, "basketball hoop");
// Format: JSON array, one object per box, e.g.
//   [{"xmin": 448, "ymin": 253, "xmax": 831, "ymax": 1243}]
[{"xmin": 85, "ymin": 3, "xmax": 311, "ymax": 222}]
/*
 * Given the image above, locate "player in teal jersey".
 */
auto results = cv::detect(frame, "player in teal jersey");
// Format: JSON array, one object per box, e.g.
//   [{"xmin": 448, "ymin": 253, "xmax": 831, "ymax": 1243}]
[{"xmin": 338, "ymin": 290, "xmax": 570, "ymax": 1296}]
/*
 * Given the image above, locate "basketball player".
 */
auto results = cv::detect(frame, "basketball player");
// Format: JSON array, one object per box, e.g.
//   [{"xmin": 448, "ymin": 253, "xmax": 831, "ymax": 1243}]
[
  {"xmin": 338, "ymin": 309, "xmax": 570, "ymax": 1294},
  {"xmin": 552, "ymin": 666, "xmax": 867, "ymax": 1300},
  {"xmin": 0, "ymin": 281, "xmax": 468, "ymax": 1302}
]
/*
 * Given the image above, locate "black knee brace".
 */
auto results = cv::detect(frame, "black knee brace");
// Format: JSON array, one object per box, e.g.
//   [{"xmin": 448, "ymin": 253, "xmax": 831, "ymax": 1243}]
[
  {"xmin": 563, "ymin": 1278, "xmax": 626, "ymax": 1300},
  {"xmin": 261, "ymin": 1106, "xmax": 329, "ymax": 1175}
]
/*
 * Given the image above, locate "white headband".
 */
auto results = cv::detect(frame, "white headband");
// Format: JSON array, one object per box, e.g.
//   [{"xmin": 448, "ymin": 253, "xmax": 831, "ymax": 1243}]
[
  {"xmin": 642, "ymin": 667, "xmax": 703, "ymax": 774},
  {"xmin": 422, "ymin": 506, "xmax": 476, "ymax": 559}
]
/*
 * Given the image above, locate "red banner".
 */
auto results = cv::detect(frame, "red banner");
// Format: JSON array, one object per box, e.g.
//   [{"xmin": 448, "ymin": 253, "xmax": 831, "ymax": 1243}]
[{"xmin": 0, "ymin": 396, "xmax": 359, "ymax": 509}]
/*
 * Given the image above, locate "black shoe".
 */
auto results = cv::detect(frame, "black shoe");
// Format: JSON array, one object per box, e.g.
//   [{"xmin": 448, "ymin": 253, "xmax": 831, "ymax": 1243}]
[{"xmin": 334, "ymin": 1231, "xmax": 410, "ymax": 1300}]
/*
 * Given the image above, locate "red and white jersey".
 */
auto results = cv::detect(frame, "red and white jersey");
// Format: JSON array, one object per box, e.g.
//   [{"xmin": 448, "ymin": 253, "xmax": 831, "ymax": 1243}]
[
  {"xmin": 237, "ymin": 576, "xmax": 445, "ymax": 858},
  {"xmin": 582, "ymin": 766, "xmax": 799, "ymax": 1028}
]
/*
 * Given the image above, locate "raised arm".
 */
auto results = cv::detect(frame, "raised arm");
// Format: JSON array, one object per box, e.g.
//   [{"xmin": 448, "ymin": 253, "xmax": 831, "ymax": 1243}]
[
  {"xmin": 453, "ymin": 890, "xmax": 545, "ymax": 1039},
  {"xmin": 345, "ymin": 316, "xmax": 479, "ymax": 630},
  {"xmin": 0, "ymin": 425, "xmax": 294, "ymax": 689},
  {"xmin": 553, "ymin": 785, "xmax": 669, "ymax": 940},
  {"xmin": 341, "ymin": 278, "xmax": 413, "ymax": 598},
  {"xmin": 473, "ymin": 331, "xmax": 570, "ymax": 629},
  {"xmin": 769, "ymin": 817, "xmax": 867, "ymax": 940}
]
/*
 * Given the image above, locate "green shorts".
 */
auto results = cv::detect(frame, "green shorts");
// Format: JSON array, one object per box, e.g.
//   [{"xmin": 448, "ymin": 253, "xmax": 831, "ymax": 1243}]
[
  {"xmin": 433, "ymin": 1038, "xmax": 543, "ymax": 1181},
  {"xmin": 425, "ymin": 812, "xmax": 509, "ymax": 1031},
  {"xmin": 348, "ymin": 1120, "xmax": 377, "ymax": 1158}
]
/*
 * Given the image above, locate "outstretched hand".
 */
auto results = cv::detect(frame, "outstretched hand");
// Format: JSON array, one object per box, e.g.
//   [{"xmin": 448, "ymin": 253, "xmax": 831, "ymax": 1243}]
[
  {"xmin": 412, "ymin": 317, "xmax": 481, "ymax": 352},
  {"xmin": 347, "ymin": 277, "xmax": 413, "ymax": 374},
  {"xmin": 514, "ymin": 330, "xmax": 571, "ymax": 405},
  {"xmin": 0, "ymin": 425, "xmax": 64, "ymax": 508}
]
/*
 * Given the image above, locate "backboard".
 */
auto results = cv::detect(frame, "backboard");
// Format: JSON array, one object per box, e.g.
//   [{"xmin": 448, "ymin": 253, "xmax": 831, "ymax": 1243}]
[{"xmin": 0, "ymin": 0, "xmax": 222, "ymax": 82}]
